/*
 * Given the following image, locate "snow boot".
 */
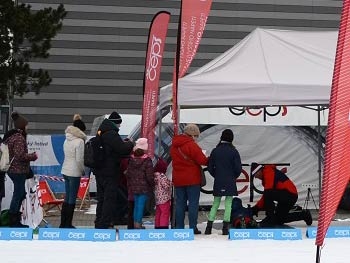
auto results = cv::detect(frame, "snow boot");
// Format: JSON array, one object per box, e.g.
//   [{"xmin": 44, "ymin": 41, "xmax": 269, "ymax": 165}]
[
  {"xmin": 127, "ymin": 201, "xmax": 134, "ymax": 229},
  {"xmin": 283, "ymin": 209, "xmax": 312, "ymax": 226},
  {"xmin": 205, "ymin": 220, "xmax": 213, "ymax": 235},
  {"xmin": 155, "ymin": 226, "xmax": 169, "ymax": 229},
  {"xmin": 9, "ymin": 212, "xmax": 28, "ymax": 228},
  {"xmin": 193, "ymin": 227, "xmax": 202, "ymax": 235},
  {"xmin": 134, "ymin": 222, "xmax": 145, "ymax": 229},
  {"xmin": 59, "ymin": 202, "xmax": 68, "ymax": 228},
  {"xmin": 303, "ymin": 209, "xmax": 313, "ymax": 226},
  {"xmin": 222, "ymin": 221, "xmax": 230, "ymax": 235},
  {"xmin": 65, "ymin": 203, "xmax": 76, "ymax": 228}
]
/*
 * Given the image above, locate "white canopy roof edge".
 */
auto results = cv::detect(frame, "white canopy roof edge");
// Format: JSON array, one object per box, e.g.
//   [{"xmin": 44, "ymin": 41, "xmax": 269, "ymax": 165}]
[
  {"xmin": 159, "ymin": 27, "xmax": 337, "ymax": 109},
  {"xmin": 161, "ymin": 107, "xmax": 329, "ymax": 126}
]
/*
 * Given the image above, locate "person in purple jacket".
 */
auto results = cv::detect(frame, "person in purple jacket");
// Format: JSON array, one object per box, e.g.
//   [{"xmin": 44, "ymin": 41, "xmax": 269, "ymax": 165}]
[
  {"xmin": 125, "ymin": 138, "xmax": 154, "ymax": 229},
  {"xmin": 3, "ymin": 112, "xmax": 37, "ymax": 227}
]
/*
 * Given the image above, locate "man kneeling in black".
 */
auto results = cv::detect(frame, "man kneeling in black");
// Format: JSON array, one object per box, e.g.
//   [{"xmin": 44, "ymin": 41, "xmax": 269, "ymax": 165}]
[{"xmin": 250, "ymin": 163, "xmax": 313, "ymax": 228}]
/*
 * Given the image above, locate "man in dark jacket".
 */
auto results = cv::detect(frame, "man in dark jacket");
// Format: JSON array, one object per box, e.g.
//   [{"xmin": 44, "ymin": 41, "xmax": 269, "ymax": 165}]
[
  {"xmin": 251, "ymin": 162, "xmax": 313, "ymax": 227},
  {"xmin": 94, "ymin": 111, "xmax": 134, "ymax": 229}
]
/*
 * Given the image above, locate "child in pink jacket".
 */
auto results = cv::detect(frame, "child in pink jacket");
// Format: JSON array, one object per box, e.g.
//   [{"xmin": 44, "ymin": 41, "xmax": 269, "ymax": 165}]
[{"xmin": 154, "ymin": 158, "xmax": 172, "ymax": 229}]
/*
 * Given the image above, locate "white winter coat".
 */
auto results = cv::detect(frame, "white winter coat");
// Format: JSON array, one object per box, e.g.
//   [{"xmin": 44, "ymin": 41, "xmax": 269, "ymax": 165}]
[{"xmin": 61, "ymin": 126, "xmax": 87, "ymax": 177}]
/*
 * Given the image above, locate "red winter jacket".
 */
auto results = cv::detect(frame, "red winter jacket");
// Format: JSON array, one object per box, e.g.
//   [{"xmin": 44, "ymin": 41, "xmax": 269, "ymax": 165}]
[
  {"xmin": 170, "ymin": 134, "xmax": 208, "ymax": 187},
  {"xmin": 255, "ymin": 164, "xmax": 298, "ymax": 210}
]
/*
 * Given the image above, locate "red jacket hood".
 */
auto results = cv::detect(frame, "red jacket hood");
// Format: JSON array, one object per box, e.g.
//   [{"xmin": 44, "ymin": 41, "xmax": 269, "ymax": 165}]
[{"xmin": 172, "ymin": 134, "xmax": 193, "ymax": 148}]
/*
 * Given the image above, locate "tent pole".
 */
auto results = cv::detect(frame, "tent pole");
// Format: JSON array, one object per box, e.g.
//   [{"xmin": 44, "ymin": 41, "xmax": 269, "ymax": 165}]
[
  {"xmin": 315, "ymin": 246, "xmax": 321, "ymax": 263},
  {"xmin": 177, "ymin": 104, "xmax": 181, "ymax": 132},
  {"xmin": 317, "ymin": 106, "xmax": 322, "ymax": 206},
  {"xmin": 158, "ymin": 109, "xmax": 162, "ymax": 158},
  {"xmin": 170, "ymin": 105, "xmax": 181, "ymax": 229}
]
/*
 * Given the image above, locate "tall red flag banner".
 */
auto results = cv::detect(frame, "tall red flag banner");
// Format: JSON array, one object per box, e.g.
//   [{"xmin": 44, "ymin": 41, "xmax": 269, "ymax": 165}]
[
  {"xmin": 172, "ymin": 0, "xmax": 213, "ymax": 134},
  {"xmin": 315, "ymin": 0, "xmax": 350, "ymax": 261},
  {"xmin": 141, "ymin": 11, "xmax": 170, "ymax": 158}
]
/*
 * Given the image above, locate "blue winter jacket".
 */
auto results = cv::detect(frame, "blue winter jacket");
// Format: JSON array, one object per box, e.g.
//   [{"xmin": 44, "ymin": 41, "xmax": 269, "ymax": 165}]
[{"xmin": 207, "ymin": 142, "xmax": 242, "ymax": 196}]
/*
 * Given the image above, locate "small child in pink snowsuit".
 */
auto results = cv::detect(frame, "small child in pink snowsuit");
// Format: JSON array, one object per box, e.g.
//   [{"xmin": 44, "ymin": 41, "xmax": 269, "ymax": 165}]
[{"xmin": 154, "ymin": 158, "xmax": 172, "ymax": 229}]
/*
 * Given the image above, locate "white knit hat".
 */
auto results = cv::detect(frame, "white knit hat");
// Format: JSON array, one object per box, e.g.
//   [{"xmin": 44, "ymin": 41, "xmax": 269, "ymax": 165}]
[{"xmin": 133, "ymin": 138, "xmax": 148, "ymax": 151}]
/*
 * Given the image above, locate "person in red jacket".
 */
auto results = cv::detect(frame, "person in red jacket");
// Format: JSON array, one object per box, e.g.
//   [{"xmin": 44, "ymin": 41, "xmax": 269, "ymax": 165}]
[
  {"xmin": 251, "ymin": 162, "xmax": 312, "ymax": 227},
  {"xmin": 170, "ymin": 124, "xmax": 208, "ymax": 234}
]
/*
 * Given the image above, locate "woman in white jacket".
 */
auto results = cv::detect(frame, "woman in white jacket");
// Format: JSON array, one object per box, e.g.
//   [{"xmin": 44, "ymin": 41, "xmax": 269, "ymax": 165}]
[{"xmin": 60, "ymin": 114, "xmax": 87, "ymax": 228}]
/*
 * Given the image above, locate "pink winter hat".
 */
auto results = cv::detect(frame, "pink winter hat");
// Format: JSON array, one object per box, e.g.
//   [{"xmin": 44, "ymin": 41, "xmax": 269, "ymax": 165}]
[{"xmin": 133, "ymin": 138, "xmax": 148, "ymax": 151}]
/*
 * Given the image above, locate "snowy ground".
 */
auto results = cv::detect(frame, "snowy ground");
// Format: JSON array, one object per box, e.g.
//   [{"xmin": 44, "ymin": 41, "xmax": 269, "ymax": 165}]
[
  {"xmin": 1, "ymin": 233, "xmax": 349, "ymax": 263},
  {"xmin": 1, "ymin": 205, "xmax": 348, "ymax": 262},
  {"xmin": 1, "ymin": 219, "xmax": 350, "ymax": 263}
]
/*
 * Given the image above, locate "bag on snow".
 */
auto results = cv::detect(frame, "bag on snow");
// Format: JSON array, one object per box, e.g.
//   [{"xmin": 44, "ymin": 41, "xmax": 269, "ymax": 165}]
[
  {"xmin": 84, "ymin": 136, "xmax": 105, "ymax": 169},
  {"xmin": 230, "ymin": 197, "xmax": 258, "ymax": 228},
  {"xmin": 0, "ymin": 143, "xmax": 13, "ymax": 172}
]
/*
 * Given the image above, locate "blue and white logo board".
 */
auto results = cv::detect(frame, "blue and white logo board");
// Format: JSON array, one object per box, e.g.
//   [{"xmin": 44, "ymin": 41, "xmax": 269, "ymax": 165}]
[
  {"xmin": 306, "ymin": 226, "xmax": 350, "ymax": 239},
  {"xmin": 0, "ymin": 228, "xmax": 33, "ymax": 240},
  {"xmin": 38, "ymin": 228, "xmax": 116, "ymax": 242},
  {"xmin": 118, "ymin": 229, "xmax": 194, "ymax": 241},
  {"xmin": 28, "ymin": 135, "xmax": 66, "ymax": 193},
  {"xmin": 229, "ymin": 228, "xmax": 302, "ymax": 240}
]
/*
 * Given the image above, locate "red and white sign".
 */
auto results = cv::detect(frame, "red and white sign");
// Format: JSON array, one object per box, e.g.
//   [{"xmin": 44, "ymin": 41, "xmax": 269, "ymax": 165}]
[
  {"xmin": 316, "ymin": 0, "xmax": 350, "ymax": 249},
  {"xmin": 141, "ymin": 11, "xmax": 170, "ymax": 157},
  {"xmin": 172, "ymin": 0, "xmax": 213, "ymax": 134}
]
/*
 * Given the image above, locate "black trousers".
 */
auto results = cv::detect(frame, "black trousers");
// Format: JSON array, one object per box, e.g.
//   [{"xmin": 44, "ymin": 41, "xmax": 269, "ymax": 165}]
[
  {"xmin": 112, "ymin": 185, "xmax": 128, "ymax": 224},
  {"xmin": 0, "ymin": 172, "xmax": 5, "ymax": 199},
  {"xmin": 261, "ymin": 190, "xmax": 298, "ymax": 226},
  {"xmin": 0, "ymin": 172, "xmax": 5, "ymax": 211},
  {"xmin": 95, "ymin": 175, "xmax": 120, "ymax": 228}
]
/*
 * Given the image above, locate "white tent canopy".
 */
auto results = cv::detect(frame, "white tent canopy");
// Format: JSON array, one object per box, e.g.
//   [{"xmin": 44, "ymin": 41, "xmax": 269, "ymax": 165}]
[{"xmin": 159, "ymin": 27, "xmax": 337, "ymax": 109}]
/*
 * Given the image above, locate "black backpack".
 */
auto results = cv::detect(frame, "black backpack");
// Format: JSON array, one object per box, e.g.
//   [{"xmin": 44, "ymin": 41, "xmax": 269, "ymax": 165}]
[{"xmin": 84, "ymin": 136, "xmax": 105, "ymax": 168}]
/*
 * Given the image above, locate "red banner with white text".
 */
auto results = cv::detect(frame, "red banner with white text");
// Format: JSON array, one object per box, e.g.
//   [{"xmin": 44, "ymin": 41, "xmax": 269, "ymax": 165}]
[
  {"xmin": 172, "ymin": 0, "xmax": 212, "ymax": 134},
  {"xmin": 315, "ymin": 0, "xmax": 350, "ymax": 251},
  {"xmin": 141, "ymin": 11, "xmax": 170, "ymax": 158}
]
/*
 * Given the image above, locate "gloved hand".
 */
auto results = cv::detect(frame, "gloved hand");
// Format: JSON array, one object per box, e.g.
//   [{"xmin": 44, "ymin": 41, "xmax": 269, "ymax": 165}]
[{"xmin": 251, "ymin": 205, "xmax": 259, "ymax": 217}]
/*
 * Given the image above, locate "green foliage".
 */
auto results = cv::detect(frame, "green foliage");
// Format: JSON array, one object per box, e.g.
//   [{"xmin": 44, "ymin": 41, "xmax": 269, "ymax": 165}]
[{"xmin": 0, "ymin": 0, "xmax": 67, "ymax": 102}]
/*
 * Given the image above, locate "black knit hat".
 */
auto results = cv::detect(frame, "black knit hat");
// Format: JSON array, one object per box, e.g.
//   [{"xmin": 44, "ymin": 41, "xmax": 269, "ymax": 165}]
[
  {"xmin": 11, "ymin": 112, "xmax": 28, "ymax": 130},
  {"xmin": 108, "ymin": 111, "xmax": 122, "ymax": 124},
  {"xmin": 220, "ymin": 129, "xmax": 234, "ymax": 143},
  {"xmin": 73, "ymin": 114, "xmax": 86, "ymax": 132}
]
